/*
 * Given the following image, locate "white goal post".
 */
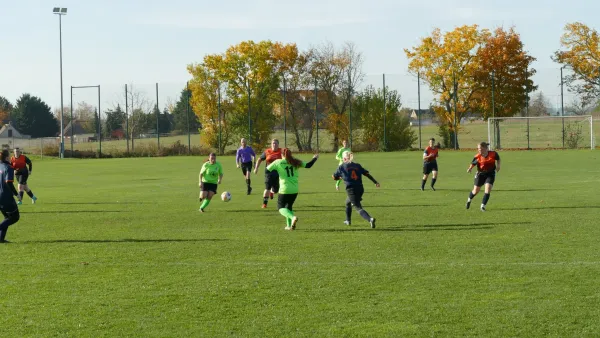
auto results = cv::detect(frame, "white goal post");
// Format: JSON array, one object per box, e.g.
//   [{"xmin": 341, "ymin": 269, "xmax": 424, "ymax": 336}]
[{"xmin": 487, "ymin": 115, "xmax": 594, "ymax": 150}]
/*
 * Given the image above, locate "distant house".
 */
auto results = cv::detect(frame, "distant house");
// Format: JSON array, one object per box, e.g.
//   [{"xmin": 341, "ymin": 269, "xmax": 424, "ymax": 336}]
[
  {"xmin": 409, "ymin": 109, "xmax": 436, "ymax": 126},
  {"xmin": 0, "ymin": 122, "xmax": 30, "ymax": 139},
  {"xmin": 63, "ymin": 120, "xmax": 96, "ymax": 142}
]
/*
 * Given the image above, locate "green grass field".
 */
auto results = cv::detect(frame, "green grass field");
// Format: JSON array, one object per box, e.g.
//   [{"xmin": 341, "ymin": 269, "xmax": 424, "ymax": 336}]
[{"xmin": 2, "ymin": 150, "xmax": 599, "ymax": 337}]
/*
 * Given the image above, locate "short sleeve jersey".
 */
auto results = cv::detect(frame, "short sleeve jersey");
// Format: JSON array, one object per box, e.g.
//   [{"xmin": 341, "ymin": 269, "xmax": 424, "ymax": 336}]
[
  {"xmin": 266, "ymin": 159, "xmax": 307, "ymax": 194},
  {"xmin": 260, "ymin": 148, "xmax": 283, "ymax": 174},
  {"xmin": 471, "ymin": 151, "xmax": 500, "ymax": 173},
  {"xmin": 335, "ymin": 147, "xmax": 351, "ymax": 165},
  {"xmin": 423, "ymin": 146, "xmax": 439, "ymax": 163},
  {"xmin": 199, "ymin": 161, "xmax": 223, "ymax": 184},
  {"xmin": 333, "ymin": 162, "xmax": 369, "ymax": 188},
  {"xmin": 0, "ymin": 161, "xmax": 15, "ymax": 203}
]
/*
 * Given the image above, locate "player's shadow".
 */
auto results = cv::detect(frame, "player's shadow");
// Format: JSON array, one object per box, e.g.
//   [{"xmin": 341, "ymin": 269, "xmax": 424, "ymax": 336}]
[
  {"xmin": 298, "ymin": 204, "xmax": 443, "ymax": 211},
  {"xmin": 304, "ymin": 221, "xmax": 530, "ymax": 232},
  {"xmin": 20, "ymin": 210, "xmax": 129, "ymax": 214},
  {"xmin": 407, "ymin": 188, "xmax": 560, "ymax": 192},
  {"xmin": 302, "ymin": 192, "xmax": 346, "ymax": 195},
  {"xmin": 44, "ymin": 202, "xmax": 151, "ymax": 205},
  {"xmin": 22, "ymin": 238, "xmax": 227, "ymax": 244}
]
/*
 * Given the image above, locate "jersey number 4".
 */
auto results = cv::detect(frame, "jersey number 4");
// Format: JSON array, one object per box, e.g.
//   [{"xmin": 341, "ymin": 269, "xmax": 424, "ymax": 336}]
[
  {"xmin": 284, "ymin": 166, "xmax": 295, "ymax": 177},
  {"xmin": 350, "ymin": 170, "xmax": 358, "ymax": 180}
]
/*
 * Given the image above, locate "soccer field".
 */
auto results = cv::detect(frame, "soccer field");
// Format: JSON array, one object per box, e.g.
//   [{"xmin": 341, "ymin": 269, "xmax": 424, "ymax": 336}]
[{"xmin": 2, "ymin": 150, "xmax": 599, "ymax": 336}]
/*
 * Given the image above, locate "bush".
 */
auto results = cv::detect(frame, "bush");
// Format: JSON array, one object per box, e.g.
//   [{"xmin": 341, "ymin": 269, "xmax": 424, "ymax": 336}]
[
  {"xmin": 39, "ymin": 141, "xmax": 211, "ymax": 159},
  {"xmin": 564, "ymin": 122, "xmax": 584, "ymax": 149}
]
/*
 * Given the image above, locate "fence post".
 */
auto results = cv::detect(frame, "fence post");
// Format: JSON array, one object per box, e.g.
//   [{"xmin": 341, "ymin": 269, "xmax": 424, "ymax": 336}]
[
  {"xmin": 156, "ymin": 82, "xmax": 160, "ymax": 150},
  {"xmin": 383, "ymin": 73, "xmax": 387, "ymax": 151}
]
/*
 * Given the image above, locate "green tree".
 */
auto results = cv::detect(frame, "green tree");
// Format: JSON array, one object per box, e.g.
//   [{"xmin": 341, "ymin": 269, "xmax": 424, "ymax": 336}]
[
  {"xmin": 171, "ymin": 88, "xmax": 201, "ymax": 134},
  {"xmin": 12, "ymin": 93, "xmax": 59, "ymax": 137},
  {"xmin": 104, "ymin": 105, "xmax": 126, "ymax": 137}
]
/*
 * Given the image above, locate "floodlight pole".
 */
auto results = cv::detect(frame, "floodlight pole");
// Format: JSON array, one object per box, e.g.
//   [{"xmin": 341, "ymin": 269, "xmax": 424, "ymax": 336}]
[
  {"xmin": 54, "ymin": 7, "xmax": 67, "ymax": 158},
  {"xmin": 561, "ymin": 66, "xmax": 565, "ymax": 148},
  {"xmin": 418, "ymin": 72, "xmax": 422, "ymax": 149}
]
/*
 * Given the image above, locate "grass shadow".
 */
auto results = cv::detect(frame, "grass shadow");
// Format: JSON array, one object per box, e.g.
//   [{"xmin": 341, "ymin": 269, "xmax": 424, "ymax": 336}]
[
  {"xmin": 303, "ymin": 221, "xmax": 530, "ymax": 233},
  {"xmin": 22, "ymin": 238, "xmax": 228, "ymax": 244},
  {"xmin": 21, "ymin": 210, "xmax": 129, "ymax": 214},
  {"xmin": 496, "ymin": 206, "xmax": 600, "ymax": 211},
  {"xmin": 44, "ymin": 202, "xmax": 151, "ymax": 205}
]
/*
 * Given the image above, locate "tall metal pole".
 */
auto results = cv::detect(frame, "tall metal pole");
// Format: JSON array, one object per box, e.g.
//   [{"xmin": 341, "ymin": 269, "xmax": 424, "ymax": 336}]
[
  {"xmin": 283, "ymin": 77, "xmax": 287, "ymax": 148},
  {"xmin": 525, "ymin": 69, "xmax": 530, "ymax": 150},
  {"xmin": 247, "ymin": 79, "xmax": 251, "ymax": 144},
  {"xmin": 70, "ymin": 86, "xmax": 73, "ymax": 156},
  {"xmin": 217, "ymin": 81, "xmax": 222, "ymax": 155},
  {"xmin": 561, "ymin": 67, "xmax": 565, "ymax": 148},
  {"xmin": 348, "ymin": 70, "xmax": 352, "ymax": 149},
  {"xmin": 98, "ymin": 85, "xmax": 102, "ymax": 157},
  {"xmin": 453, "ymin": 73, "xmax": 458, "ymax": 150},
  {"xmin": 491, "ymin": 71, "xmax": 496, "ymax": 147},
  {"xmin": 186, "ymin": 82, "xmax": 191, "ymax": 153},
  {"xmin": 58, "ymin": 14, "xmax": 65, "ymax": 159},
  {"xmin": 315, "ymin": 78, "xmax": 319, "ymax": 151},
  {"xmin": 125, "ymin": 84, "xmax": 129, "ymax": 153},
  {"xmin": 383, "ymin": 73, "xmax": 387, "ymax": 151},
  {"xmin": 156, "ymin": 82, "xmax": 160, "ymax": 149},
  {"xmin": 418, "ymin": 72, "xmax": 422, "ymax": 149}
]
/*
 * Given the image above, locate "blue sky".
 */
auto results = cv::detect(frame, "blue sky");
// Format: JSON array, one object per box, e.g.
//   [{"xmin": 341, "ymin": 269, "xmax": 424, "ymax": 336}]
[{"xmin": 0, "ymin": 0, "xmax": 594, "ymax": 114}]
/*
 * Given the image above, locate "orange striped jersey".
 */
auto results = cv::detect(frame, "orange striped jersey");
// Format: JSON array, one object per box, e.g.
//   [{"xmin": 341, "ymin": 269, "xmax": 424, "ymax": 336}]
[{"xmin": 10, "ymin": 155, "xmax": 32, "ymax": 173}]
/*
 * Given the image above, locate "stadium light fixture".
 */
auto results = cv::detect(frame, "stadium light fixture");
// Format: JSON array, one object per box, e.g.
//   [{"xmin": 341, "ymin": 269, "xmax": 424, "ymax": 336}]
[{"xmin": 53, "ymin": 7, "xmax": 67, "ymax": 158}]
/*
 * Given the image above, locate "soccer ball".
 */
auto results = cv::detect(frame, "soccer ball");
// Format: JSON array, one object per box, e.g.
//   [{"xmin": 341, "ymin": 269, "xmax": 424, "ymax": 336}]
[{"xmin": 221, "ymin": 191, "xmax": 231, "ymax": 202}]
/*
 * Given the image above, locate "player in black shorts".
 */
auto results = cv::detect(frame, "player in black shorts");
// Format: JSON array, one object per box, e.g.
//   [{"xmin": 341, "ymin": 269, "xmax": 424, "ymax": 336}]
[
  {"xmin": 466, "ymin": 142, "xmax": 501, "ymax": 211},
  {"xmin": 0, "ymin": 149, "xmax": 20, "ymax": 243},
  {"xmin": 235, "ymin": 138, "xmax": 256, "ymax": 195},
  {"xmin": 421, "ymin": 138, "xmax": 440, "ymax": 191},
  {"xmin": 333, "ymin": 151, "xmax": 380, "ymax": 228}
]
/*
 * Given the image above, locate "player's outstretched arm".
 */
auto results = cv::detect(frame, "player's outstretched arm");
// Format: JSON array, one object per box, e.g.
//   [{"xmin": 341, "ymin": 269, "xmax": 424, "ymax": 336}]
[
  {"xmin": 253, "ymin": 158, "xmax": 263, "ymax": 174},
  {"xmin": 364, "ymin": 173, "xmax": 380, "ymax": 187},
  {"xmin": 305, "ymin": 154, "xmax": 319, "ymax": 168}
]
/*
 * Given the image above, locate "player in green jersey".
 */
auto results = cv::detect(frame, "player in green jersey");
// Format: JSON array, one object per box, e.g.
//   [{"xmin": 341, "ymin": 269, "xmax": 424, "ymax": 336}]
[
  {"xmin": 199, "ymin": 153, "xmax": 224, "ymax": 212},
  {"xmin": 334, "ymin": 140, "xmax": 350, "ymax": 191},
  {"xmin": 266, "ymin": 148, "xmax": 318, "ymax": 230}
]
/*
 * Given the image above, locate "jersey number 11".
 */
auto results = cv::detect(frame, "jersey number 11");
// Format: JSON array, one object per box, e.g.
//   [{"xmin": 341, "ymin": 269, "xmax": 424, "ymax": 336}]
[{"xmin": 284, "ymin": 166, "xmax": 295, "ymax": 177}]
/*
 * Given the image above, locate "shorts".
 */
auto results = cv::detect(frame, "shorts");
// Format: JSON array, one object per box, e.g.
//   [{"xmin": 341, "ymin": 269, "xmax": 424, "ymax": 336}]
[
  {"xmin": 277, "ymin": 193, "xmax": 298, "ymax": 210},
  {"xmin": 423, "ymin": 161, "xmax": 438, "ymax": 175},
  {"xmin": 474, "ymin": 172, "xmax": 495, "ymax": 187},
  {"xmin": 264, "ymin": 172, "xmax": 280, "ymax": 193},
  {"xmin": 200, "ymin": 182, "xmax": 218, "ymax": 194},
  {"xmin": 345, "ymin": 185, "xmax": 365, "ymax": 209},
  {"xmin": 0, "ymin": 199, "xmax": 18, "ymax": 216},
  {"xmin": 16, "ymin": 172, "xmax": 29, "ymax": 185},
  {"xmin": 241, "ymin": 161, "xmax": 253, "ymax": 176}
]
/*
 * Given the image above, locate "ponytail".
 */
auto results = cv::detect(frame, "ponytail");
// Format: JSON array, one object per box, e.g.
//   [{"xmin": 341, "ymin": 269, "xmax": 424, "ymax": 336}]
[{"xmin": 282, "ymin": 148, "xmax": 303, "ymax": 168}]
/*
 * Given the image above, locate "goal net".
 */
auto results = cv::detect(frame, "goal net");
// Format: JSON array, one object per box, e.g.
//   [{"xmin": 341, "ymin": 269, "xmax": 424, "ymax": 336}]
[{"xmin": 487, "ymin": 116, "xmax": 594, "ymax": 150}]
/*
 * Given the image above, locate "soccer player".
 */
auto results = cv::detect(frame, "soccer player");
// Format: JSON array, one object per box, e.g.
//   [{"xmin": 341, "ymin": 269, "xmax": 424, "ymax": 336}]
[
  {"xmin": 235, "ymin": 138, "xmax": 256, "ymax": 195},
  {"xmin": 10, "ymin": 147, "xmax": 36, "ymax": 204},
  {"xmin": 333, "ymin": 151, "xmax": 380, "ymax": 228},
  {"xmin": 267, "ymin": 148, "xmax": 318, "ymax": 230},
  {"xmin": 0, "ymin": 149, "xmax": 20, "ymax": 243},
  {"xmin": 421, "ymin": 138, "xmax": 440, "ymax": 191},
  {"xmin": 199, "ymin": 152, "xmax": 223, "ymax": 213},
  {"xmin": 466, "ymin": 142, "xmax": 501, "ymax": 212},
  {"xmin": 253, "ymin": 139, "xmax": 282, "ymax": 208},
  {"xmin": 334, "ymin": 140, "xmax": 351, "ymax": 191}
]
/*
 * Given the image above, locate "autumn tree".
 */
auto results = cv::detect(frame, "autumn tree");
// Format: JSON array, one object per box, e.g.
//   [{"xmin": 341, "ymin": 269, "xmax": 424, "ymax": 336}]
[
  {"xmin": 310, "ymin": 41, "xmax": 364, "ymax": 151},
  {"xmin": 405, "ymin": 25, "xmax": 536, "ymax": 148},
  {"xmin": 0, "ymin": 96, "xmax": 12, "ymax": 122},
  {"xmin": 553, "ymin": 22, "xmax": 600, "ymax": 103},
  {"xmin": 353, "ymin": 86, "xmax": 416, "ymax": 151}
]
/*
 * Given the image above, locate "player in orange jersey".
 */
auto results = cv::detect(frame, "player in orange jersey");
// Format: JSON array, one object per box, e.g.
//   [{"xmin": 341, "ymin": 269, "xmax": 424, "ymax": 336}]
[
  {"xmin": 10, "ymin": 148, "xmax": 36, "ymax": 205},
  {"xmin": 466, "ymin": 142, "xmax": 501, "ymax": 211},
  {"xmin": 253, "ymin": 139, "xmax": 283, "ymax": 208},
  {"xmin": 421, "ymin": 138, "xmax": 440, "ymax": 191}
]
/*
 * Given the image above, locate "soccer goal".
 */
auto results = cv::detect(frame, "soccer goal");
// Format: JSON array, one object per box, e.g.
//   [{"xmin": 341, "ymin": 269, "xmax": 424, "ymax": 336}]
[{"xmin": 487, "ymin": 116, "xmax": 594, "ymax": 150}]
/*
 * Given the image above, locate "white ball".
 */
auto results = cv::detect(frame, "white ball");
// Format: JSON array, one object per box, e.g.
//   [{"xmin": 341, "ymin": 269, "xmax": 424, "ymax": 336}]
[{"xmin": 221, "ymin": 191, "xmax": 231, "ymax": 202}]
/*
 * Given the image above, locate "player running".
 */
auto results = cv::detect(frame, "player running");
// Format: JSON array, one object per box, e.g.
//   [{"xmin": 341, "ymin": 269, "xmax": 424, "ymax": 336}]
[
  {"xmin": 199, "ymin": 153, "xmax": 224, "ymax": 213},
  {"xmin": 333, "ymin": 151, "xmax": 380, "ymax": 228},
  {"xmin": 421, "ymin": 138, "xmax": 440, "ymax": 191},
  {"xmin": 334, "ymin": 140, "xmax": 351, "ymax": 191},
  {"xmin": 253, "ymin": 139, "xmax": 282, "ymax": 209},
  {"xmin": 266, "ymin": 149, "xmax": 318, "ymax": 230},
  {"xmin": 466, "ymin": 142, "xmax": 501, "ymax": 212},
  {"xmin": 0, "ymin": 149, "xmax": 20, "ymax": 243},
  {"xmin": 235, "ymin": 138, "xmax": 256, "ymax": 195},
  {"xmin": 10, "ymin": 147, "xmax": 36, "ymax": 204}
]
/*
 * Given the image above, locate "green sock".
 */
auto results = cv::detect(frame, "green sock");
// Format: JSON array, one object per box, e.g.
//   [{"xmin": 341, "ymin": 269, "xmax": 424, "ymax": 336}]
[
  {"xmin": 336, "ymin": 180, "xmax": 341, "ymax": 188},
  {"xmin": 278, "ymin": 208, "xmax": 294, "ymax": 220},
  {"xmin": 286, "ymin": 217, "xmax": 292, "ymax": 227},
  {"xmin": 200, "ymin": 198, "xmax": 211, "ymax": 210}
]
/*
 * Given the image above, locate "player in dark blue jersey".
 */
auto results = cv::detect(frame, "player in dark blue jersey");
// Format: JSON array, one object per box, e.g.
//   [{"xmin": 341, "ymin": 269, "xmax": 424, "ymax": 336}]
[
  {"xmin": 0, "ymin": 149, "xmax": 20, "ymax": 243},
  {"xmin": 332, "ymin": 151, "xmax": 380, "ymax": 228}
]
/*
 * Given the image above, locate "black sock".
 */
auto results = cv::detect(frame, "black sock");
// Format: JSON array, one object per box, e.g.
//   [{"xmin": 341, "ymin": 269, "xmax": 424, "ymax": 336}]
[
  {"xmin": 482, "ymin": 193, "xmax": 490, "ymax": 205},
  {"xmin": 468, "ymin": 192, "xmax": 475, "ymax": 200},
  {"xmin": 345, "ymin": 204, "xmax": 352, "ymax": 221},
  {"xmin": 421, "ymin": 179, "xmax": 426, "ymax": 190},
  {"xmin": 246, "ymin": 179, "xmax": 251, "ymax": 187},
  {"xmin": 0, "ymin": 218, "xmax": 16, "ymax": 241},
  {"xmin": 359, "ymin": 209, "xmax": 371, "ymax": 221},
  {"xmin": 263, "ymin": 197, "xmax": 268, "ymax": 204},
  {"xmin": 431, "ymin": 178, "xmax": 437, "ymax": 187},
  {"xmin": 18, "ymin": 191, "xmax": 24, "ymax": 200},
  {"xmin": 0, "ymin": 227, "xmax": 7, "ymax": 241},
  {"xmin": 27, "ymin": 191, "xmax": 34, "ymax": 198}
]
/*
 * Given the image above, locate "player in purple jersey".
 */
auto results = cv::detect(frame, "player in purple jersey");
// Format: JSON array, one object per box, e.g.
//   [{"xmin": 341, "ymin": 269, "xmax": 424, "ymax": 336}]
[{"xmin": 236, "ymin": 138, "xmax": 256, "ymax": 195}]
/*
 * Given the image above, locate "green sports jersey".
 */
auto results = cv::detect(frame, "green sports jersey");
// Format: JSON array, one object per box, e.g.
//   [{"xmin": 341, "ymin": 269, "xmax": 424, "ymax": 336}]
[
  {"xmin": 200, "ymin": 161, "xmax": 223, "ymax": 184},
  {"xmin": 336, "ymin": 147, "xmax": 351, "ymax": 164},
  {"xmin": 267, "ymin": 159, "xmax": 307, "ymax": 194}
]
